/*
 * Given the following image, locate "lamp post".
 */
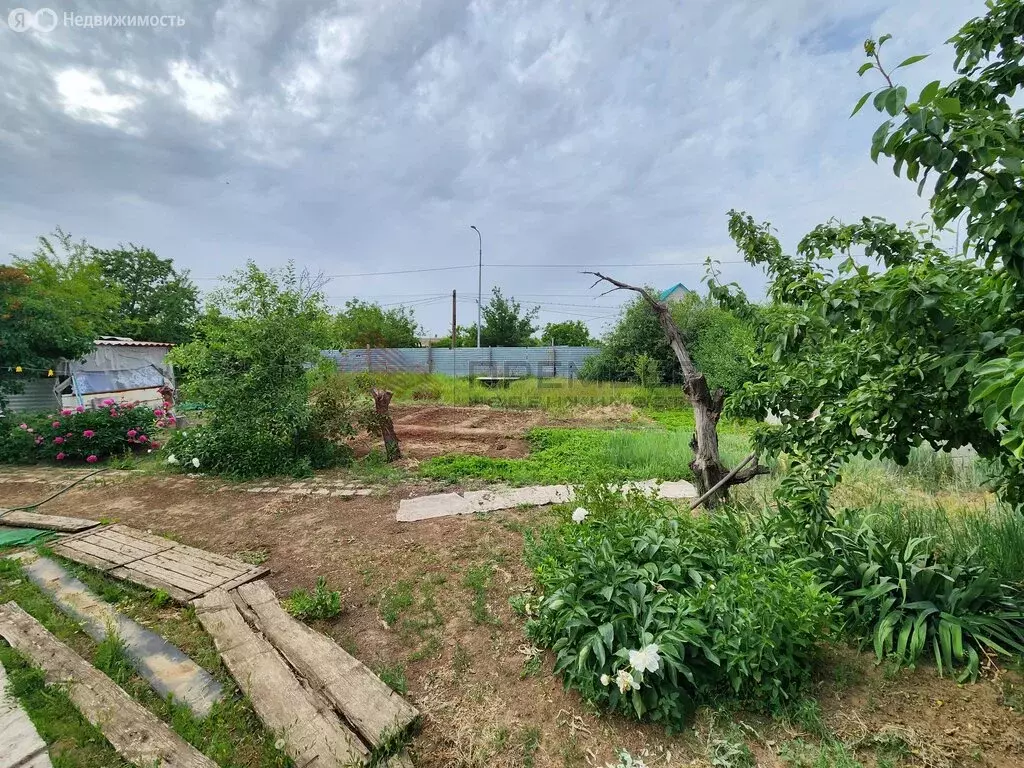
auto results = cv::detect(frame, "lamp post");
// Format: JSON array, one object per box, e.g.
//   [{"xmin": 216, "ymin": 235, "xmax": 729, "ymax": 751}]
[{"xmin": 470, "ymin": 225, "xmax": 482, "ymax": 348}]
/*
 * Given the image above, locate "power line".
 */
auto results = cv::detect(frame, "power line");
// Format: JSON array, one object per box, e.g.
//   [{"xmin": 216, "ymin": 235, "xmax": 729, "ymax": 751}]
[{"xmin": 192, "ymin": 265, "xmax": 475, "ymax": 281}]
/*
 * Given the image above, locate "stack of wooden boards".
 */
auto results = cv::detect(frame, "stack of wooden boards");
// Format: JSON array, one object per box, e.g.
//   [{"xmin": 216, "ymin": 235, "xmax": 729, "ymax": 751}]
[
  {"xmin": 0, "ymin": 521, "xmax": 420, "ymax": 767},
  {"xmin": 195, "ymin": 581, "xmax": 419, "ymax": 768}
]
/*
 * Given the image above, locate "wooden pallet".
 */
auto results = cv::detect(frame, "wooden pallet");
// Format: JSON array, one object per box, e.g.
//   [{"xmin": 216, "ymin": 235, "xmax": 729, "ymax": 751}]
[
  {"xmin": 0, "ymin": 510, "xmax": 99, "ymax": 533},
  {"xmin": 51, "ymin": 524, "xmax": 267, "ymax": 603}
]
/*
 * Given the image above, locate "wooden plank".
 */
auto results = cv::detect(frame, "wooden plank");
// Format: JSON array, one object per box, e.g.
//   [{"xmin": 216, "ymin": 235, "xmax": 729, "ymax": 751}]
[
  {"xmin": 159, "ymin": 549, "xmax": 245, "ymax": 581},
  {"xmin": 90, "ymin": 528, "xmax": 175, "ymax": 556},
  {"xmin": 0, "ymin": 602, "xmax": 216, "ymax": 768},
  {"xmin": 235, "ymin": 581, "xmax": 418, "ymax": 745},
  {"xmin": 0, "ymin": 657, "xmax": 53, "ymax": 768},
  {"xmin": 198, "ymin": 566, "xmax": 269, "ymax": 597},
  {"xmin": 49, "ymin": 542, "xmax": 116, "ymax": 572},
  {"xmin": 170, "ymin": 543, "xmax": 253, "ymax": 572},
  {"xmin": 108, "ymin": 565, "xmax": 193, "ymax": 604},
  {"xmin": 193, "ymin": 590, "xmax": 369, "ymax": 767},
  {"xmin": 139, "ymin": 554, "xmax": 226, "ymax": 589},
  {"xmin": 104, "ymin": 524, "xmax": 176, "ymax": 549},
  {"xmin": 70, "ymin": 534, "xmax": 161, "ymax": 562},
  {"xmin": 126, "ymin": 560, "xmax": 211, "ymax": 596},
  {"xmin": 0, "ymin": 510, "xmax": 98, "ymax": 533}
]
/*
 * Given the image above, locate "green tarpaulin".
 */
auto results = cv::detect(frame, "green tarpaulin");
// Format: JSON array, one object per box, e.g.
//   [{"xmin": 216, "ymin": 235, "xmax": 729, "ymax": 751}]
[{"xmin": 0, "ymin": 526, "xmax": 50, "ymax": 548}]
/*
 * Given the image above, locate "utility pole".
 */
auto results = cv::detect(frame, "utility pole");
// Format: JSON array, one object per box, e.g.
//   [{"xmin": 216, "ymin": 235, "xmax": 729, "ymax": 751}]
[
  {"xmin": 451, "ymin": 289, "xmax": 457, "ymax": 350},
  {"xmin": 470, "ymin": 225, "xmax": 482, "ymax": 348}
]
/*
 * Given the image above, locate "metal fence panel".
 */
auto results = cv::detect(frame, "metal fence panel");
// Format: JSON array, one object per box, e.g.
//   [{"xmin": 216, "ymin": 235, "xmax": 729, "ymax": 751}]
[{"xmin": 321, "ymin": 346, "xmax": 600, "ymax": 378}]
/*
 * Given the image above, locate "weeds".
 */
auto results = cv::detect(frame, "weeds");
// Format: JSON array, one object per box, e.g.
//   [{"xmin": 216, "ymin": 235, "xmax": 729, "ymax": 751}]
[
  {"xmin": 235, "ymin": 549, "xmax": 269, "ymax": 566},
  {"xmin": 379, "ymin": 581, "xmax": 415, "ymax": 626},
  {"xmin": 778, "ymin": 739, "xmax": 864, "ymax": 768},
  {"xmin": 375, "ymin": 662, "xmax": 408, "ymax": 694},
  {"xmin": 463, "ymin": 564, "xmax": 499, "ymax": 625},
  {"xmin": 94, "ymin": 627, "xmax": 133, "ymax": 686},
  {"xmin": 284, "ymin": 576, "xmax": 342, "ymax": 621}
]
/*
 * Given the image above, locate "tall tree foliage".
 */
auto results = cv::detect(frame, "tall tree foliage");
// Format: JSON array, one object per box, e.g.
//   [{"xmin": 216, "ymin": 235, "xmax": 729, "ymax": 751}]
[
  {"xmin": 333, "ymin": 299, "xmax": 421, "ymax": 348},
  {"xmin": 480, "ymin": 288, "xmax": 539, "ymax": 347},
  {"xmin": 719, "ymin": 0, "xmax": 1024, "ymax": 505},
  {"xmin": 0, "ymin": 230, "xmax": 118, "ymax": 406},
  {"xmin": 93, "ymin": 245, "xmax": 199, "ymax": 344},
  {"xmin": 580, "ymin": 292, "xmax": 755, "ymax": 392},
  {"xmin": 854, "ymin": 1, "xmax": 1024, "ymax": 500},
  {"xmin": 540, "ymin": 320, "xmax": 594, "ymax": 346}
]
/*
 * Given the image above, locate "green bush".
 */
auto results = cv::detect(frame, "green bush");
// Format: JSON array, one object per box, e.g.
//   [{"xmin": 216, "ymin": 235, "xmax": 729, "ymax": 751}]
[
  {"xmin": 824, "ymin": 513, "xmax": 1024, "ymax": 680},
  {"xmin": 167, "ymin": 263, "xmax": 353, "ymax": 479},
  {"xmin": 0, "ymin": 400, "xmax": 161, "ymax": 465},
  {"xmin": 524, "ymin": 484, "xmax": 836, "ymax": 727}
]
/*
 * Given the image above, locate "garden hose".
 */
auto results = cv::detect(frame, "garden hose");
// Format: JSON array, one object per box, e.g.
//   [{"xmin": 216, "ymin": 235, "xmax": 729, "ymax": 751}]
[{"xmin": 2, "ymin": 468, "xmax": 108, "ymax": 513}]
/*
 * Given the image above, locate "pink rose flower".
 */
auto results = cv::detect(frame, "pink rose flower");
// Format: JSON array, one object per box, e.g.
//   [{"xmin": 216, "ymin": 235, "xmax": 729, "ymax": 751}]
[
  {"xmin": 56, "ymin": 452, "xmax": 65, "ymax": 460},
  {"xmin": 54, "ymin": 436, "xmax": 64, "ymax": 444},
  {"xmin": 34, "ymin": 436, "xmax": 43, "ymax": 445},
  {"xmin": 109, "ymin": 409, "xmax": 118, "ymax": 417},
  {"xmin": 138, "ymin": 435, "xmax": 148, "ymax": 443},
  {"xmin": 83, "ymin": 430, "xmax": 95, "ymax": 438},
  {"xmin": 150, "ymin": 440, "xmax": 160, "ymax": 449},
  {"xmin": 127, "ymin": 429, "xmax": 138, "ymax": 438},
  {"xmin": 61, "ymin": 408, "xmax": 72, "ymax": 416},
  {"xmin": 86, "ymin": 454, "xmax": 98, "ymax": 463},
  {"xmin": 102, "ymin": 398, "xmax": 114, "ymax": 406},
  {"xmin": 75, "ymin": 405, "xmax": 84, "ymax": 413},
  {"xmin": 155, "ymin": 420, "xmax": 166, "ymax": 428},
  {"xmin": 18, "ymin": 423, "xmax": 27, "ymax": 430},
  {"xmin": 66, "ymin": 432, "xmax": 72, "ymax": 437},
  {"xmin": 52, "ymin": 421, "xmax": 61, "ymax": 428},
  {"xmin": 154, "ymin": 409, "xmax": 164, "ymax": 417}
]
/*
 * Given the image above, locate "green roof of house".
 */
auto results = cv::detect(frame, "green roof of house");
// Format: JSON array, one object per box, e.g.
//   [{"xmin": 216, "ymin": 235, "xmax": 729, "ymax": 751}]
[{"xmin": 659, "ymin": 283, "xmax": 692, "ymax": 300}]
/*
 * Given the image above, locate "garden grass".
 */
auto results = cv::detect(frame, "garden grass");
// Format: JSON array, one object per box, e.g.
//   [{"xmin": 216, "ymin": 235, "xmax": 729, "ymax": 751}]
[
  {"xmin": 419, "ymin": 425, "xmax": 752, "ymax": 486},
  {"xmin": 332, "ymin": 372, "xmax": 691, "ymax": 411}
]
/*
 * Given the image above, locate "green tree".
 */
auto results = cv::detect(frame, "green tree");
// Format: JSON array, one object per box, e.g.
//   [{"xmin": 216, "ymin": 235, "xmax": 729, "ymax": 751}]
[
  {"xmin": 333, "ymin": 299, "xmax": 420, "ymax": 348},
  {"xmin": 0, "ymin": 230, "xmax": 118, "ymax": 407},
  {"xmin": 847, "ymin": 2, "xmax": 1024, "ymax": 502},
  {"xmin": 92, "ymin": 245, "xmax": 199, "ymax": 344},
  {"xmin": 479, "ymin": 288, "xmax": 539, "ymax": 347},
  {"xmin": 580, "ymin": 292, "xmax": 755, "ymax": 392},
  {"xmin": 431, "ymin": 325, "xmax": 476, "ymax": 348},
  {"xmin": 168, "ymin": 262, "xmax": 348, "ymax": 478},
  {"xmin": 540, "ymin": 320, "xmax": 594, "ymax": 346}
]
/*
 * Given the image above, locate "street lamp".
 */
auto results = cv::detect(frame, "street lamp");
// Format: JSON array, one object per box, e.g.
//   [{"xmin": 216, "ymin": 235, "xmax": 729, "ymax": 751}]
[{"xmin": 470, "ymin": 225, "xmax": 482, "ymax": 348}]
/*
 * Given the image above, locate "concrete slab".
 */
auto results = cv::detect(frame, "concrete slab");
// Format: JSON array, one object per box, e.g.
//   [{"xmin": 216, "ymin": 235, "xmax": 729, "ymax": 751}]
[
  {"xmin": 0, "ymin": 658, "xmax": 52, "ymax": 768},
  {"xmin": 396, "ymin": 479, "xmax": 698, "ymax": 522},
  {"xmin": 13, "ymin": 553, "xmax": 223, "ymax": 718}
]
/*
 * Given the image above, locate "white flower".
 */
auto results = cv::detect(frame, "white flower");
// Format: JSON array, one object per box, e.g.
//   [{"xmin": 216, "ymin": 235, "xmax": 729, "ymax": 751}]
[
  {"xmin": 571, "ymin": 507, "xmax": 589, "ymax": 523},
  {"xmin": 628, "ymin": 644, "xmax": 661, "ymax": 674},
  {"xmin": 191, "ymin": 457, "xmax": 200, "ymax": 468},
  {"xmin": 166, "ymin": 454, "xmax": 178, "ymax": 464},
  {"xmin": 615, "ymin": 669, "xmax": 640, "ymax": 693},
  {"xmin": 274, "ymin": 738, "xmax": 286, "ymax": 750},
  {"xmin": 600, "ymin": 673, "xmax": 611, "ymax": 686}
]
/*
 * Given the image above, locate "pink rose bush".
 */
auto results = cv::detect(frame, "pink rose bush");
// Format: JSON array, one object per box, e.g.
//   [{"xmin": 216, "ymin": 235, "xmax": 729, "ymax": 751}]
[{"xmin": 1, "ymin": 398, "xmax": 178, "ymax": 465}]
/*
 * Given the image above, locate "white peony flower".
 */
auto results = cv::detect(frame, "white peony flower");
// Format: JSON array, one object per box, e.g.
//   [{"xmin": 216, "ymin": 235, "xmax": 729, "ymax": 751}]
[
  {"xmin": 628, "ymin": 644, "xmax": 661, "ymax": 674},
  {"xmin": 600, "ymin": 673, "xmax": 611, "ymax": 686},
  {"xmin": 166, "ymin": 454, "xmax": 178, "ymax": 464},
  {"xmin": 191, "ymin": 457, "xmax": 200, "ymax": 468},
  {"xmin": 615, "ymin": 669, "xmax": 640, "ymax": 693},
  {"xmin": 571, "ymin": 507, "xmax": 589, "ymax": 523}
]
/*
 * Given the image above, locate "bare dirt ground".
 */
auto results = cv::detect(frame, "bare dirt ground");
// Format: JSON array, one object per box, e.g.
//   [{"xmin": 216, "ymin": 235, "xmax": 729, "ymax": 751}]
[
  {"xmin": 1, "ymin": 466, "xmax": 1021, "ymax": 768},
  {"xmin": 351, "ymin": 403, "xmax": 644, "ymax": 462}
]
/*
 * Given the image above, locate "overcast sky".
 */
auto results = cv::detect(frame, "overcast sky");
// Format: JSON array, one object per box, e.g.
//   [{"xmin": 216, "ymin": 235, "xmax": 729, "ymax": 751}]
[{"xmin": 1, "ymin": 0, "xmax": 982, "ymax": 337}]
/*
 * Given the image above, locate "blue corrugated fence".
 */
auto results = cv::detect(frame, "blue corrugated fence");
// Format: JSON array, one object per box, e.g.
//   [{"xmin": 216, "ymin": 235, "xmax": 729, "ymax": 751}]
[{"xmin": 321, "ymin": 346, "xmax": 600, "ymax": 378}]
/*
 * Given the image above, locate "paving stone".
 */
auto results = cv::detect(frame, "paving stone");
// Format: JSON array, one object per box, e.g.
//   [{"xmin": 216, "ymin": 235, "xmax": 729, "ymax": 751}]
[{"xmin": 396, "ymin": 479, "xmax": 698, "ymax": 522}]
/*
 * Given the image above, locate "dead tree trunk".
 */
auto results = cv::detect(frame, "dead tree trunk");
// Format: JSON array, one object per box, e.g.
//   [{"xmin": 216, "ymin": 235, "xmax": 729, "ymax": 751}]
[
  {"xmin": 371, "ymin": 387, "xmax": 401, "ymax": 462},
  {"xmin": 585, "ymin": 272, "xmax": 767, "ymax": 507}
]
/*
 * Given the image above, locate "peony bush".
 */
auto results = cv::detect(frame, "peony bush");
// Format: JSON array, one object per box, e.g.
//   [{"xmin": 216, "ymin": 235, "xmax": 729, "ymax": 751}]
[
  {"xmin": 0, "ymin": 399, "xmax": 170, "ymax": 464},
  {"xmin": 523, "ymin": 482, "xmax": 836, "ymax": 727}
]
